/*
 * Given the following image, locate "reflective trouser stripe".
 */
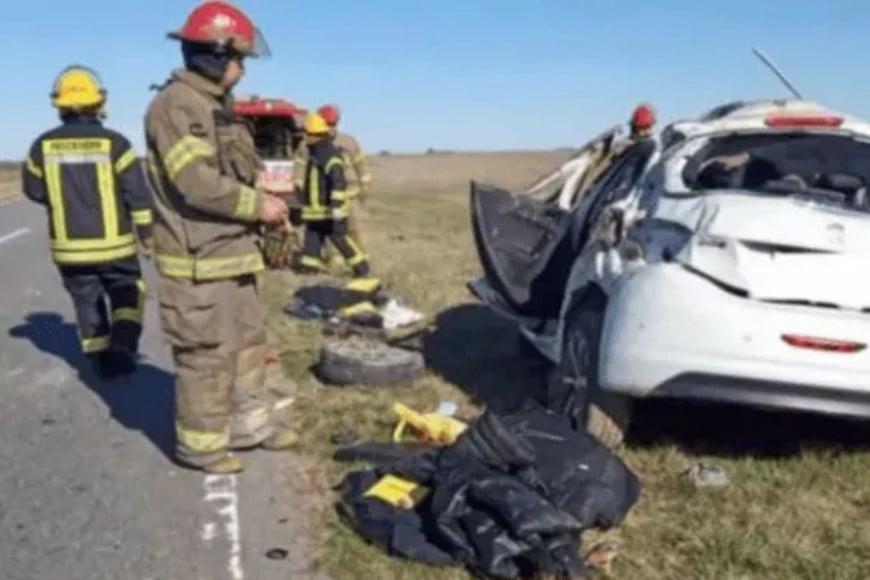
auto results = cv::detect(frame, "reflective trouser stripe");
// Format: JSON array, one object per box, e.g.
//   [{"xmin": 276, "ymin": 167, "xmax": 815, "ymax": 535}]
[
  {"xmin": 299, "ymin": 255, "xmax": 324, "ymax": 268},
  {"xmin": 81, "ymin": 335, "xmax": 110, "ymax": 353},
  {"xmin": 345, "ymin": 235, "xmax": 366, "ymax": 266},
  {"xmin": 154, "ymin": 252, "xmax": 265, "ymax": 280},
  {"xmin": 176, "ymin": 425, "xmax": 229, "ymax": 454},
  {"xmin": 112, "ymin": 278, "xmax": 146, "ymax": 323}
]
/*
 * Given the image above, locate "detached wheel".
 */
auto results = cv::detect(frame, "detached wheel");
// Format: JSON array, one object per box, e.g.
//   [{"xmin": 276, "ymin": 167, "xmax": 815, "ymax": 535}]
[
  {"xmin": 316, "ymin": 339, "xmax": 425, "ymax": 386},
  {"xmin": 546, "ymin": 290, "xmax": 633, "ymax": 448}
]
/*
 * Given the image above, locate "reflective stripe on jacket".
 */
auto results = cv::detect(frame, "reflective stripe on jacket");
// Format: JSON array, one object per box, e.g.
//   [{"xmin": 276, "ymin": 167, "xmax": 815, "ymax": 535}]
[
  {"xmin": 144, "ymin": 69, "xmax": 266, "ymax": 281},
  {"xmin": 301, "ymin": 140, "xmax": 349, "ymax": 221},
  {"xmin": 21, "ymin": 117, "xmax": 153, "ymax": 265}
]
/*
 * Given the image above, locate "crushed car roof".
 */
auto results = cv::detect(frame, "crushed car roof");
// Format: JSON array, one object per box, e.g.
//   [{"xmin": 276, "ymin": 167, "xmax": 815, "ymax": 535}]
[{"xmin": 666, "ymin": 99, "xmax": 870, "ymax": 139}]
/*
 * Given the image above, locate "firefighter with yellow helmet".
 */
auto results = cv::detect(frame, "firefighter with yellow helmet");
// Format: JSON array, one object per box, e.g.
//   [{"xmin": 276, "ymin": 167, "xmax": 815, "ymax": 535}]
[
  {"xmin": 292, "ymin": 104, "xmax": 373, "ymax": 267},
  {"xmin": 22, "ymin": 65, "xmax": 153, "ymax": 379},
  {"xmin": 296, "ymin": 112, "xmax": 376, "ymax": 287},
  {"xmin": 143, "ymin": 1, "xmax": 298, "ymax": 474}
]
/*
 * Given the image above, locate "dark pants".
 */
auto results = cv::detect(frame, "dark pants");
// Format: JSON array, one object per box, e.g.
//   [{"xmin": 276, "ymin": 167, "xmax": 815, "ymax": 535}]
[
  {"xmin": 300, "ymin": 219, "xmax": 370, "ymax": 276},
  {"xmin": 58, "ymin": 256, "xmax": 145, "ymax": 365}
]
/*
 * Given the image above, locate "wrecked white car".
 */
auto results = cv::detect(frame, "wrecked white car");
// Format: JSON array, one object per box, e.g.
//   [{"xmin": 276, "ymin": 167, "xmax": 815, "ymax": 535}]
[{"xmin": 470, "ymin": 99, "xmax": 870, "ymax": 446}]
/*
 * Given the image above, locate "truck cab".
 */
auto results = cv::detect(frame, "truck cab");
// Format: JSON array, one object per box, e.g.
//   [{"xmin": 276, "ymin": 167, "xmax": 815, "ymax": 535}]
[{"xmin": 233, "ymin": 95, "xmax": 307, "ymax": 194}]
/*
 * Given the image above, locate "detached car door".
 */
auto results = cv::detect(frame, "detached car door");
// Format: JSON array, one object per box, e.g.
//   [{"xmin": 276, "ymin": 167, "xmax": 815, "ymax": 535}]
[{"xmin": 469, "ymin": 126, "xmax": 633, "ymax": 317}]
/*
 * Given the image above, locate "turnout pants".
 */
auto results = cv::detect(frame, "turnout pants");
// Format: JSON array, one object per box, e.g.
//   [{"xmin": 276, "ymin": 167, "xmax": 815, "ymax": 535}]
[
  {"xmin": 58, "ymin": 256, "xmax": 145, "ymax": 357},
  {"xmin": 300, "ymin": 218, "xmax": 370, "ymax": 276},
  {"xmin": 157, "ymin": 273, "xmax": 274, "ymax": 467}
]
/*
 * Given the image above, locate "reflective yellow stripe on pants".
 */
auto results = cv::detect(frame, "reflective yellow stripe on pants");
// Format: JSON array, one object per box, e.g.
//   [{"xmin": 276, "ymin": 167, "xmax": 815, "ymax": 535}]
[
  {"xmin": 176, "ymin": 424, "xmax": 229, "ymax": 455},
  {"xmin": 112, "ymin": 279, "xmax": 146, "ymax": 323},
  {"xmin": 80, "ymin": 335, "xmax": 110, "ymax": 353},
  {"xmin": 154, "ymin": 252, "xmax": 265, "ymax": 281}
]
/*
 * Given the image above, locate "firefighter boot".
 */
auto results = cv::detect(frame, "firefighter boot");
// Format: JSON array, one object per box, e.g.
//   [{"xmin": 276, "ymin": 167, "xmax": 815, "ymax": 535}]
[
  {"xmin": 228, "ymin": 402, "xmax": 300, "ymax": 451},
  {"xmin": 200, "ymin": 453, "xmax": 245, "ymax": 474}
]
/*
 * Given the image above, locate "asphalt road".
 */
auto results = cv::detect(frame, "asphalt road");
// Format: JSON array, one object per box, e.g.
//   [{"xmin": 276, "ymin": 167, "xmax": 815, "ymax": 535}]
[{"xmin": 0, "ymin": 199, "xmax": 324, "ymax": 580}]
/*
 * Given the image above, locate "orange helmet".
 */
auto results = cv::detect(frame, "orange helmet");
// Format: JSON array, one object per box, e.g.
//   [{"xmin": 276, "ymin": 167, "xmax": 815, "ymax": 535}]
[
  {"xmin": 168, "ymin": 1, "xmax": 270, "ymax": 58},
  {"xmin": 317, "ymin": 104, "xmax": 341, "ymax": 126},
  {"xmin": 630, "ymin": 103, "xmax": 656, "ymax": 130}
]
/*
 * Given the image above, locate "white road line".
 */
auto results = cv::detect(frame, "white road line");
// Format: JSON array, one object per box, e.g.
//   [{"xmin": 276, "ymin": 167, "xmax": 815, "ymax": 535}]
[
  {"xmin": 203, "ymin": 474, "xmax": 245, "ymax": 580},
  {"xmin": 0, "ymin": 227, "xmax": 30, "ymax": 246}
]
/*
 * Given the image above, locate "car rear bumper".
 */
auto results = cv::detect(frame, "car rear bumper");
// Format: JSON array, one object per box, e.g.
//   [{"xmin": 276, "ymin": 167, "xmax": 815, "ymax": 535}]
[{"xmin": 599, "ymin": 265, "xmax": 870, "ymax": 419}]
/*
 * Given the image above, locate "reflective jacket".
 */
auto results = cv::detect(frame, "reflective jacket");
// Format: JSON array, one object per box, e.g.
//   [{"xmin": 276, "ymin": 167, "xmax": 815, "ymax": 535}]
[
  {"xmin": 300, "ymin": 139, "xmax": 349, "ymax": 221},
  {"xmin": 293, "ymin": 131, "xmax": 371, "ymax": 197},
  {"xmin": 144, "ymin": 69, "xmax": 266, "ymax": 281},
  {"xmin": 21, "ymin": 117, "xmax": 153, "ymax": 265}
]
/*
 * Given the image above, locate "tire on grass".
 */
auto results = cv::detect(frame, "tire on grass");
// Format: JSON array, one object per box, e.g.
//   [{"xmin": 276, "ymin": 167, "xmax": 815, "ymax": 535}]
[
  {"xmin": 551, "ymin": 288, "xmax": 633, "ymax": 448},
  {"xmin": 316, "ymin": 339, "xmax": 425, "ymax": 386}
]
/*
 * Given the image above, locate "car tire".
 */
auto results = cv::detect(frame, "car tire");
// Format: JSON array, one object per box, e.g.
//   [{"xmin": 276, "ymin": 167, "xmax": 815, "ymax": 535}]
[
  {"xmin": 548, "ymin": 290, "xmax": 633, "ymax": 448},
  {"xmin": 316, "ymin": 339, "xmax": 425, "ymax": 386}
]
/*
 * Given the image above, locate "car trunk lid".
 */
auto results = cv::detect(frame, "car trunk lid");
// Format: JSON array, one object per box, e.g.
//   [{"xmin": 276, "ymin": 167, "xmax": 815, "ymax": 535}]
[{"xmin": 674, "ymin": 192, "xmax": 870, "ymax": 309}]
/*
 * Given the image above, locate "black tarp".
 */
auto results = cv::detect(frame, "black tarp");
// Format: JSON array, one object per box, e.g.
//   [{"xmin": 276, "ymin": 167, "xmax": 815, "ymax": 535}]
[{"xmin": 335, "ymin": 401, "xmax": 641, "ymax": 578}]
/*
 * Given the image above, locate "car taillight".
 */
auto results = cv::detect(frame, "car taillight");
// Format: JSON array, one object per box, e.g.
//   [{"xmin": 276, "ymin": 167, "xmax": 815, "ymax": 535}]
[
  {"xmin": 781, "ymin": 334, "xmax": 865, "ymax": 353},
  {"xmin": 764, "ymin": 115, "xmax": 843, "ymax": 128}
]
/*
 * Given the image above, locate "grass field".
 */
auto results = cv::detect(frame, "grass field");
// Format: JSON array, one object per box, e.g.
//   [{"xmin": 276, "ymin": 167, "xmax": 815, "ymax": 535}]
[{"xmin": 3, "ymin": 150, "xmax": 870, "ymax": 579}]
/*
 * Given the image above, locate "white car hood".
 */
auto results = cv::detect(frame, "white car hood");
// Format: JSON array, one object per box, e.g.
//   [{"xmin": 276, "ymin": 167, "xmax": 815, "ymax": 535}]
[{"xmin": 664, "ymin": 192, "xmax": 870, "ymax": 309}]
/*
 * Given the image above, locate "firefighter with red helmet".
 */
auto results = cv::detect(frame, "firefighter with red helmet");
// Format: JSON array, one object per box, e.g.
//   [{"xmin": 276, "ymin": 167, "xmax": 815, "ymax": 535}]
[
  {"xmin": 629, "ymin": 103, "xmax": 656, "ymax": 141},
  {"xmin": 144, "ymin": 1, "xmax": 297, "ymax": 474},
  {"xmin": 318, "ymin": 104, "xmax": 373, "ymax": 251}
]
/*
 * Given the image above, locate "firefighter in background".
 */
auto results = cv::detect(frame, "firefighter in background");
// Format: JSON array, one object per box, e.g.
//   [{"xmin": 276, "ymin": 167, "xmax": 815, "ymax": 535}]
[
  {"xmin": 628, "ymin": 103, "xmax": 656, "ymax": 141},
  {"xmin": 317, "ymin": 104, "xmax": 373, "ymax": 249},
  {"xmin": 144, "ymin": 1, "xmax": 298, "ymax": 474},
  {"xmin": 22, "ymin": 65, "xmax": 153, "ymax": 380},
  {"xmin": 296, "ymin": 113, "xmax": 378, "ymax": 290}
]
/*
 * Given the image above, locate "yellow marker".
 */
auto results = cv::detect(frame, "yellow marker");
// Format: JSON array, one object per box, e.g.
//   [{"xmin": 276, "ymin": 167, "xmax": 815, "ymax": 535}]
[
  {"xmin": 392, "ymin": 402, "xmax": 467, "ymax": 446},
  {"xmin": 363, "ymin": 475, "xmax": 429, "ymax": 509}
]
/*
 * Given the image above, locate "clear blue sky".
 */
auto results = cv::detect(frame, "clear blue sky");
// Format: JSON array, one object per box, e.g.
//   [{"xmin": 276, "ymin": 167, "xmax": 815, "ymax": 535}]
[{"xmin": 4, "ymin": 0, "xmax": 870, "ymax": 159}]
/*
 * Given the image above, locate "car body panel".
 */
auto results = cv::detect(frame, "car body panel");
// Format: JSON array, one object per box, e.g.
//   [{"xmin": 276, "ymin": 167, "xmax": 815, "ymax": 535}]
[{"xmin": 599, "ymin": 264, "xmax": 870, "ymax": 417}]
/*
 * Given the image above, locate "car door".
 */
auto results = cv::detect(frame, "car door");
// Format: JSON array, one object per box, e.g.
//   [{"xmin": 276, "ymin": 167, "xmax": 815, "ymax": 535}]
[{"xmin": 469, "ymin": 126, "xmax": 624, "ymax": 316}]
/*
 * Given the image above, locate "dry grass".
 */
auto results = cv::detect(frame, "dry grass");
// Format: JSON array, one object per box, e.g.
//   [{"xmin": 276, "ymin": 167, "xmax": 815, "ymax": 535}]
[
  {"xmin": 0, "ymin": 163, "xmax": 20, "ymax": 201},
  {"xmin": 258, "ymin": 151, "xmax": 870, "ymax": 580}
]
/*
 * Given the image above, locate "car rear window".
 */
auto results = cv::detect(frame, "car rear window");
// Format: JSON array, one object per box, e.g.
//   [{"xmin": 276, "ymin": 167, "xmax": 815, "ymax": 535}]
[{"xmin": 681, "ymin": 133, "xmax": 870, "ymax": 209}]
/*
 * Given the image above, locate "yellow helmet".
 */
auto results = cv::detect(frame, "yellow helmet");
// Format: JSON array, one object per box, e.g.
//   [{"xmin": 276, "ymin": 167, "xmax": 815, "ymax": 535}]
[
  {"xmin": 303, "ymin": 113, "xmax": 330, "ymax": 136},
  {"xmin": 50, "ymin": 65, "xmax": 106, "ymax": 110}
]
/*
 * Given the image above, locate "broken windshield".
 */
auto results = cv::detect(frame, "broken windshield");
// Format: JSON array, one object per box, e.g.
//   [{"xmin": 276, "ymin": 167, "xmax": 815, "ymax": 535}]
[{"xmin": 680, "ymin": 132, "xmax": 870, "ymax": 210}]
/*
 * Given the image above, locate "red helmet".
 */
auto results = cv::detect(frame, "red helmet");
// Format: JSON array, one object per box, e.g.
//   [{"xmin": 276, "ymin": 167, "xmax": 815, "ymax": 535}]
[
  {"xmin": 630, "ymin": 103, "xmax": 656, "ymax": 129},
  {"xmin": 168, "ymin": 1, "xmax": 270, "ymax": 58},
  {"xmin": 317, "ymin": 104, "xmax": 341, "ymax": 126}
]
